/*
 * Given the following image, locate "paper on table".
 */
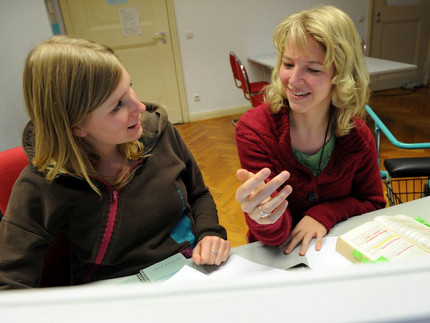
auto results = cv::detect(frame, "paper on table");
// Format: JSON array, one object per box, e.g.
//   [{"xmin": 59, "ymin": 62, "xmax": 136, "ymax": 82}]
[
  {"xmin": 166, "ymin": 237, "xmax": 351, "ymax": 284},
  {"xmin": 208, "ymin": 253, "xmax": 287, "ymax": 279},
  {"xmin": 305, "ymin": 236, "xmax": 353, "ymax": 269},
  {"xmin": 164, "ymin": 265, "xmax": 207, "ymax": 284},
  {"xmin": 164, "ymin": 254, "xmax": 288, "ymax": 284}
]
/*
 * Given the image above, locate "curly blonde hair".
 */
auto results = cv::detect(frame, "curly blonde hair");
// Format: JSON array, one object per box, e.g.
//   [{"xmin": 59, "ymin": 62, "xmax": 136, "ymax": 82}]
[
  {"xmin": 265, "ymin": 5, "xmax": 369, "ymax": 136},
  {"xmin": 23, "ymin": 36, "xmax": 144, "ymax": 193}
]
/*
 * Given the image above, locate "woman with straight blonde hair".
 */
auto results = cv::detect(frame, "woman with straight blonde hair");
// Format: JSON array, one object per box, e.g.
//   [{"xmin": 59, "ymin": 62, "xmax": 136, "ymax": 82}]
[
  {"xmin": 0, "ymin": 36, "xmax": 230, "ymax": 289},
  {"xmin": 235, "ymin": 6, "xmax": 385, "ymax": 256},
  {"xmin": 23, "ymin": 36, "xmax": 136, "ymax": 192}
]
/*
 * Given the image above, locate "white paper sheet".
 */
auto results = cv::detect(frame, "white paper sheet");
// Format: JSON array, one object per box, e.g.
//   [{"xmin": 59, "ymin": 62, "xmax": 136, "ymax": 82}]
[
  {"xmin": 165, "ymin": 254, "xmax": 288, "ymax": 284},
  {"xmin": 166, "ymin": 237, "xmax": 352, "ymax": 284},
  {"xmin": 119, "ymin": 7, "xmax": 142, "ymax": 36},
  {"xmin": 305, "ymin": 237, "xmax": 353, "ymax": 269}
]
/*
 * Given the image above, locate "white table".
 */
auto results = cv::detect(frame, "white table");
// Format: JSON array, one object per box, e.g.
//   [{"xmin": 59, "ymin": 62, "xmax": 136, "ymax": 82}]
[
  {"xmin": 248, "ymin": 53, "xmax": 417, "ymax": 90},
  {"xmin": 1, "ymin": 197, "xmax": 430, "ymax": 322},
  {"xmin": 234, "ymin": 195, "xmax": 430, "ymax": 269}
]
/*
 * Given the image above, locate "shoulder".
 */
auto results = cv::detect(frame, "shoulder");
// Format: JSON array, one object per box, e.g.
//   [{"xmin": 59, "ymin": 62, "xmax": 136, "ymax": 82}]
[
  {"xmin": 141, "ymin": 102, "xmax": 169, "ymax": 133},
  {"xmin": 140, "ymin": 102, "xmax": 172, "ymax": 149},
  {"xmin": 21, "ymin": 122, "xmax": 35, "ymax": 162},
  {"xmin": 337, "ymin": 118, "xmax": 375, "ymax": 153},
  {"xmin": 352, "ymin": 118, "xmax": 375, "ymax": 146},
  {"xmin": 236, "ymin": 103, "xmax": 289, "ymax": 139}
]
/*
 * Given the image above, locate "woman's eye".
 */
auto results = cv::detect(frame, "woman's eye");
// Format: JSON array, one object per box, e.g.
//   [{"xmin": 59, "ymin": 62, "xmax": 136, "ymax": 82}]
[
  {"xmin": 283, "ymin": 63, "xmax": 293, "ymax": 68},
  {"xmin": 113, "ymin": 101, "xmax": 122, "ymax": 112},
  {"xmin": 308, "ymin": 68, "xmax": 321, "ymax": 73}
]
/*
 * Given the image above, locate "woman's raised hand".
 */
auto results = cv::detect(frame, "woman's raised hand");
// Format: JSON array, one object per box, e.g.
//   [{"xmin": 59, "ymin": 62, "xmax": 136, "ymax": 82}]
[{"xmin": 235, "ymin": 168, "xmax": 292, "ymax": 224}]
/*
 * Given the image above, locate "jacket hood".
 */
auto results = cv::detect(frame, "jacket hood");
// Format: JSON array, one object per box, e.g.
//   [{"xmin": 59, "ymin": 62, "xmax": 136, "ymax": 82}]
[
  {"xmin": 140, "ymin": 102, "xmax": 169, "ymax": 154},
  {"xmin": 21, "ymin": 102, "xmax": 169, "ymax": 162}
]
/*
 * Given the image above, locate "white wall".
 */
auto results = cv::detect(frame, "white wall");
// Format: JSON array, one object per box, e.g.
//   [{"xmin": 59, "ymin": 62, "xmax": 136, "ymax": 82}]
[
  {"xmin": 0, "ymin": 1, "xmax": 368, "ymax": 150},
  {"xmin": 0, "ymin": 0, "xmax": 52, "ymax": 151},
  {"xmin": 173, "ymin": 0, "xmax": 368, "ymax": 118}
]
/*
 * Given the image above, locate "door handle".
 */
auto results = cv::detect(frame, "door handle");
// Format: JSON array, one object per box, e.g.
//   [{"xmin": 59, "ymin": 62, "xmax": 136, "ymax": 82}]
[{"xmin": 154, "ymin": 31, "xmax": 167, "ymax": 43}]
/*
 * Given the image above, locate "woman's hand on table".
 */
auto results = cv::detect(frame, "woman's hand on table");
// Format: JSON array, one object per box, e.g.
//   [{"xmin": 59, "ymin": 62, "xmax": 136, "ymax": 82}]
[
  {"xmin": 235, "ymin": 168, "xmax": 292, "ymax": 224},
  {"xmin": 280, "ymin": 215, "xmax": 327, "ymax": 256},
  {"xmin": 192, "ymin": 236, "xmax": 231, "ymax": 266}
]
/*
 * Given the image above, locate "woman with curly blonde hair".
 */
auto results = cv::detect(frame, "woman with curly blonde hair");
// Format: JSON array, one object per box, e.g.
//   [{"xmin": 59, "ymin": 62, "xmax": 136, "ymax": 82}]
[{"xmin": 235, "ymin": 5, "xmax": 385, "ymax": 256}]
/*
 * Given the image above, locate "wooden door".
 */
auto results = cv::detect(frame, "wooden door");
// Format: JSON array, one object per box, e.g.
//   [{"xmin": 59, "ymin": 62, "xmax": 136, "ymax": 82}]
[
  {"xmin": 368, "ymin": 0, "xmax": 430, "ymax": 84},
  {"xmin": 59, "ymin": 0, "xmax": 186, "ymax": 123}
]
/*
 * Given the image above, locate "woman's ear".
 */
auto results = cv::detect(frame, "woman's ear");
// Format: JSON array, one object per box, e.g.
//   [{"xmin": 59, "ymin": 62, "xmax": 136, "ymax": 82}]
[{"xmin": 72, "ymin": 126, "xmax": 87, "ymax": 137}]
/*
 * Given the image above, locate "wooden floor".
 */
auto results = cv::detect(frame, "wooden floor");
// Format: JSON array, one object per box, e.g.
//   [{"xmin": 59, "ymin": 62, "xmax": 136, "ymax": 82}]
[{"xmin": 175, "ymin": 86, "xmax": 430, "ymax": 247}]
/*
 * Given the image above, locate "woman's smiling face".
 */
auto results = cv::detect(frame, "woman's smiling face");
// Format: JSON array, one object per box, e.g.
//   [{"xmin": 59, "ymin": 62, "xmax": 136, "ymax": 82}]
[{"xmin": 280, "ymin": 36, "xmax": 335, "ymax": 115}]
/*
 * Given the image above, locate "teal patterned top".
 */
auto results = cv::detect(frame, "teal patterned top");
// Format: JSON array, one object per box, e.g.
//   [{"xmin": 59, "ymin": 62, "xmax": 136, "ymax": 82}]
[{"xmin": 292, "ymin": 132, "xmax": 336, "ymax": 176}]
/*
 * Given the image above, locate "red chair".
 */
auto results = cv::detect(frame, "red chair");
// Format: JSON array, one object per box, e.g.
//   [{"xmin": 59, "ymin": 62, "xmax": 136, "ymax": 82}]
[
  {"xmin": 229, "ymin": 51, "xmax": 268, "ymax": 107},
  {"xmin": 229, "ymin": 51, "xmax": 242, "ymax": 90},
  {"xmin": 238, "ymin": 63, "xmax": 267, "ymax": 107},
  {"xmin": 0, "ymin": 146, "xmax": 71, "ymax": 287},
  {"xmin": 0, "ymin": 147, "xmax": 29, "ymax": 216},
  {"xmin": 229, "ymin": 52, "xmax": 268, "ymax": 125}
]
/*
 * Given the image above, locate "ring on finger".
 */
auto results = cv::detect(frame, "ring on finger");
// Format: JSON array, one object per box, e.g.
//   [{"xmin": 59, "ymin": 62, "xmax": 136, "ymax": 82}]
[
  {"xmin": 211, "ymin": 249, "xmax": 218, "ymax": 255},
  {"xmin": 259, "ymin": 205, "xmax": 271, "ymax": 218}
]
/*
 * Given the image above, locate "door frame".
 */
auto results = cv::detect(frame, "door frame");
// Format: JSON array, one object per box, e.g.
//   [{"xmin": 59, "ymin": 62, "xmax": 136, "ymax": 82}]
[{"xmin": 166, "ymin": 0, "xmax": 189, "ymax": 123}]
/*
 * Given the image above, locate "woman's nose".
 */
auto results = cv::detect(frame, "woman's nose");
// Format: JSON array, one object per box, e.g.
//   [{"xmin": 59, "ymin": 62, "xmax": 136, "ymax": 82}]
[
  {"xmin": 289, "ymin": 67, "xmax": 303, "ymax": 84},
  {"xmin": 138, "ymin": 101, "xmax": 146, "ymax": 113},
  {"xmin": 129, "ymin": 92, "xmax": 146, "ymax": 114}
]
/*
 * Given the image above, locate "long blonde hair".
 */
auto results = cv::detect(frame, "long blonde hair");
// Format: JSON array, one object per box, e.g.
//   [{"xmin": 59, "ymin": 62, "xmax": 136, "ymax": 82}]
[
  {"xmin": 23, "ymin": 36, "xmax": 144, "ymax": 193},
  {"xmin": 266, "ymin": 5, "xmax": 369, "ymax": 136}
]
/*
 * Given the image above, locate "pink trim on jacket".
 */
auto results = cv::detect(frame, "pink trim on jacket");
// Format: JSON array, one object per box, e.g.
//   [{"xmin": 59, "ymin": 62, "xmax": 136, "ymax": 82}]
[{"xmin": 95, "ymin": 189, "xmax": 119, "ymax": 264}]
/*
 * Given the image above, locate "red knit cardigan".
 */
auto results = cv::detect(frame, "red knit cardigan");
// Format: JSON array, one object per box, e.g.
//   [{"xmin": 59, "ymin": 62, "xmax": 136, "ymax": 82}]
[{"xmin": 235, "ymin": 104, "xmax": 386, "ymax": 246}]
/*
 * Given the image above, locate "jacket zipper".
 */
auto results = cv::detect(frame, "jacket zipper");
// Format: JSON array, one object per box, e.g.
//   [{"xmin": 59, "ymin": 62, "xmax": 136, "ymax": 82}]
[
  {"xmin": 94, "ymin": 189, "xmax": 120, "ymax": 265},
  {"xmin": 85, "ymin": 160, "xmax": 144, "ymax": 282}
]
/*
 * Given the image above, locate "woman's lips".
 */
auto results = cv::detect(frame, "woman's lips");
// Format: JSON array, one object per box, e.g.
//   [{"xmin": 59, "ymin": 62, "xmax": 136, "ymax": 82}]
[
  {"xmin": 128, "ymin": 121, "xmax": 140, "ymax": 129},
  {"xmin": 128, "ymin": 114, "xmax": 142, "ymax": 129},
  {"xmin": 288, "ymin": 88, "xmax": 311, "ymax": 98}
]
